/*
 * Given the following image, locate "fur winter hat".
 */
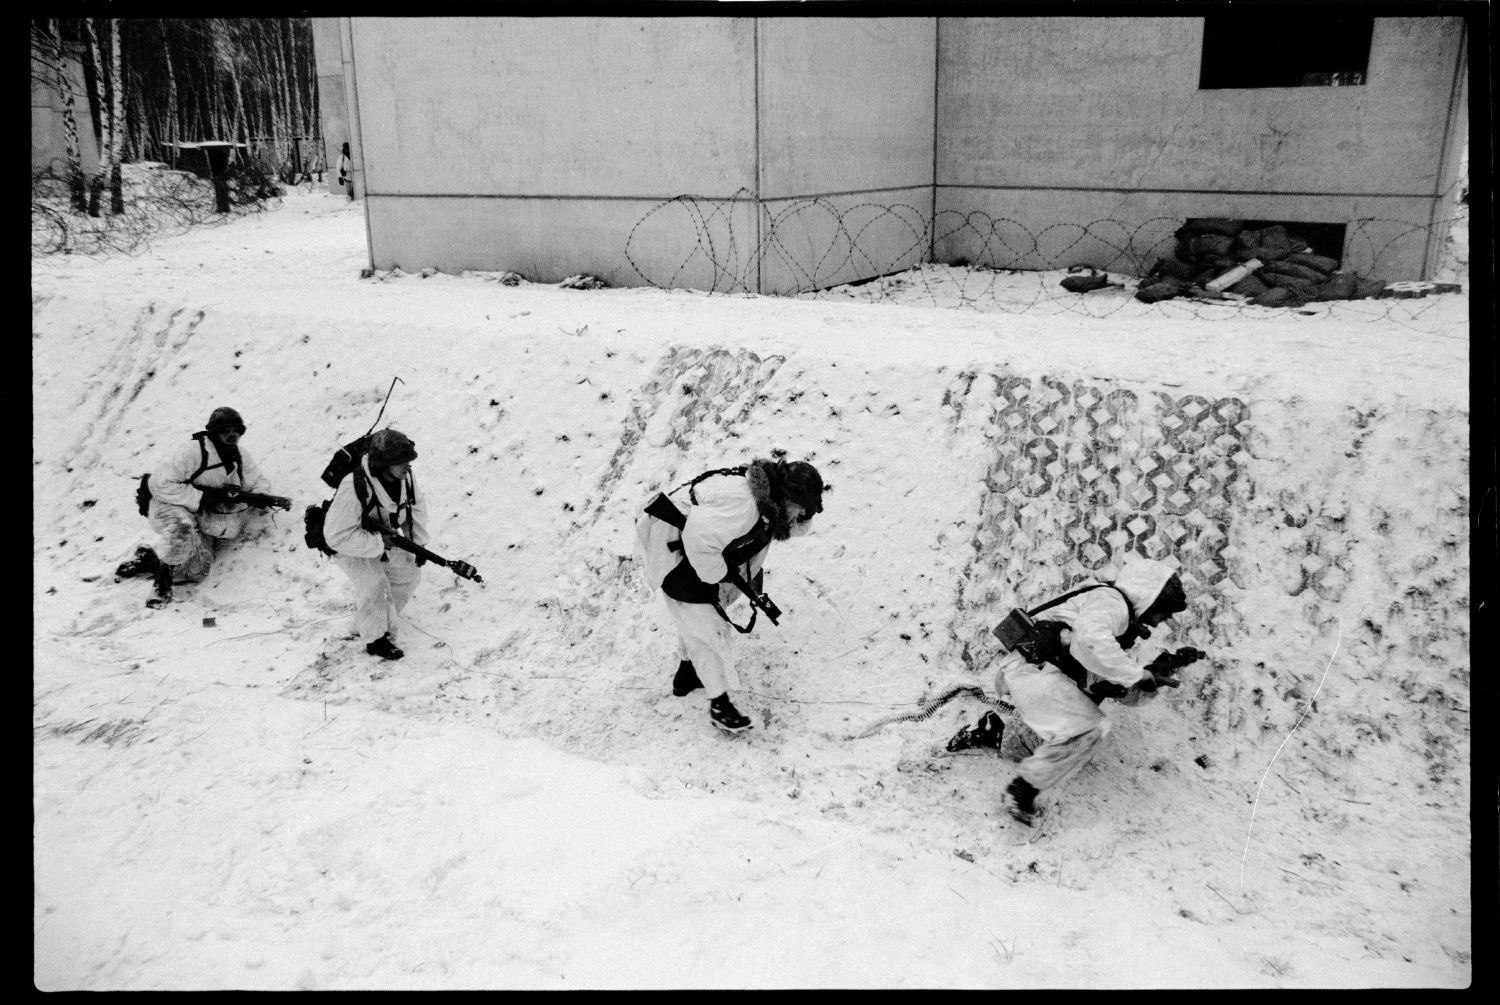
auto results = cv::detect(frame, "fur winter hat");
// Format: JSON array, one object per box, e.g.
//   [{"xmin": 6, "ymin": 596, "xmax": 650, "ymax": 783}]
[
  {"xmin": 781, "ymin": 460, "xmax": 825, "ymax": 515},
  {"xmin": 368, "ymin": 428, "xmax": 418, "ymax": 466},
  {"xmin": 205, "ymin": 406, "xmax": 245, "ymax": 435}
]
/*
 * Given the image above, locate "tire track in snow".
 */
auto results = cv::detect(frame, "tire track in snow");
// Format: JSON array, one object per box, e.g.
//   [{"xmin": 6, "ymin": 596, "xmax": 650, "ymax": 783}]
[{"xmin": 66, "ymin": 303, "xmax": 207, "ymax": 471}]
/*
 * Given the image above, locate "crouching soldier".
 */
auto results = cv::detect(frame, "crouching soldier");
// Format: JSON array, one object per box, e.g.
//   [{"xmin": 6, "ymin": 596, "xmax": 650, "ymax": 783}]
[
  {"xmin": 949, "ymin": 556, "xmax": 1204, "ymax": 825},
  {"xmin": 635, "ymin": 456, "xmax": 825, "ymax": 734},
  {"xmin": 322, "ymin": 428, "xmax": 434, "ymax": 661},
  {"xmin": 117, "ymin": 406, "xmax": 290, "ymax": 608}
]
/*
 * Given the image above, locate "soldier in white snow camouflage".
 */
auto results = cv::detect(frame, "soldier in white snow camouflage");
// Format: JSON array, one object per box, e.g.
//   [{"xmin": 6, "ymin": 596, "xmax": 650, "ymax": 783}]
[
  {"xmin": 116, "ymin": 406, "xmax": 290, "ymax": 607},
  {"xmin": 636, "ymin": 456, "xmax": 825, "ymax": 734},
  {"xmin": 950, "ymin": 555, "xmax": 1204, "ymax": 825}
]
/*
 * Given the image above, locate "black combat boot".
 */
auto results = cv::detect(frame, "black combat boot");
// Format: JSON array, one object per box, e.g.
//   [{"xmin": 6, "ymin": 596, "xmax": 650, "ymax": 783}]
[
  {"xmin": 115, "ymin": 546, "xmax": 161, "ymax": 580},
  {"xmin": 145, "ymin": 562, "xmax": 174, "ymax": 609},
  {"xmin": 946, "ymin": 710, "xmax": 1006, "ymax": 753},
  {"xmin": 1002, "ymin": 775, "xmax": 1040, "ymax": 826},
  {"xmin": 672, "ymin": 659, "xmax": 703, "ymax": 697},
  {"xmin": 708, "ymin": 693, "xmax": 752, "ymax": 734},
  {"xmin": 365, "ymin": 634, "xmax": 405, "ymax": 660}
]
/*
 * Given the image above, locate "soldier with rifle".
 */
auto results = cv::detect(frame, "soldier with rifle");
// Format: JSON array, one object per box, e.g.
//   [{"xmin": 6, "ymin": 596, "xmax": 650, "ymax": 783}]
[
  {"xmin": 635, "ymin": 455, "xmax": 825, "ymax": 733},
  {"xmin": 116, "ymin": 406, "xmax": 291, "ymax": 608},
  {"xmin": 323, "ymin": 428, "xmax": 479, "ymax": 661}
]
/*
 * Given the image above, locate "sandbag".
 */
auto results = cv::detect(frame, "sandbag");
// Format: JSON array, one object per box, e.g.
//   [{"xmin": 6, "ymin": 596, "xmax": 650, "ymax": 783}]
[
  {"xmin": 1228, "ymin": 274, "xmax": 1270, "ymax": 298},
  {"xmin": 1184, "ymin": 233, "xmax": 1234, "ymax": 260},
  {"xmin": 1135, "ymin": 280, "xmax": 1185, "ymax": 303},
  {"xmin": 1284, "ymin": 252, "xmax": 1339, "ymax": 275},
  {"xmin": 1236, "ymin": 225, "xmax": 1308, "ymax": 261},
  {"xmin": 1259, "ymin": 260, "xmax": 1328, "ymax": 284},
  {"xmin": 1352, "ymin": 276, "xmax": 1387, "ymax": 300},
  {"xmin": 1315, "ymin": 271, "xmax": 1358, "ymax": 301},
  {"xmin": 1060, "ymin": 274, "xmax": 1112, "ymax": 294},
  {"xmin": 1260, "ymin": 273, "xmax": 1319, "ymax": 299},
  {"xmin": 1251, "ymin": 287, "xmax": 1295, "ymax": 308},
  {"xmin": 1176, "ymin": 218, "xmax": 1244, "ymax": 238},
  {"xmin": 1151, "ymin": 258, "xmax": 1201, "ymax": 281}
]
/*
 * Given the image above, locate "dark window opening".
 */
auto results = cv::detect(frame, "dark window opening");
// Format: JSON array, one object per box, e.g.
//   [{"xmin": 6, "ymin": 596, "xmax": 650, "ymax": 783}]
[
  {"xmin": 1199, "ymin": 13, "xmax": 1373, "ymax": 89},
  {"xmin": 1241, "ymin": 219, "xmax": 1348, "ymax": 266}
]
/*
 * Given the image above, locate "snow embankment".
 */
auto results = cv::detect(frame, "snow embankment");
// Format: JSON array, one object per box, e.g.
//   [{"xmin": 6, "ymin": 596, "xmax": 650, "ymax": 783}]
[{"xmin": 33, "ymin": 229, "xmax": 1470, "ymax": 987}]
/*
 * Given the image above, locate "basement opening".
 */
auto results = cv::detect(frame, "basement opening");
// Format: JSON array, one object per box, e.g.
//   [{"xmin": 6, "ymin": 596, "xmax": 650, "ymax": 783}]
[{"xmin": 1240, "ymin": 219, "xmax": 1348, "ymax": 266}]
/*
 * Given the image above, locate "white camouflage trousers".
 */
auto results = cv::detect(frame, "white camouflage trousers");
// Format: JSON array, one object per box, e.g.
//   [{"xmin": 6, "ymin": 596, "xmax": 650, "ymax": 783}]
[
  {"xmin": 634, "ymin": 507, "xmax": 749, "ymax": 703},
  {"xmin": 1001, "ymin": 660, "xmax": 1114, "ymax": 792},
  {"xmin": 335, "ymin": 550, "xmax": 422, "ymax": 644},
  {"xmin": 148, "ymin": 501, "xmax": 264, "ymax": 584}
]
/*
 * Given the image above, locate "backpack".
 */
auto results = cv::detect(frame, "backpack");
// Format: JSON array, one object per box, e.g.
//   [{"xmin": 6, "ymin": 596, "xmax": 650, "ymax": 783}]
[
  {"xmin": 134, "ymin": 433, "xmax": 221, "ymax": 517},
  {"xmin": 303, "ymin": 434, "xmax": 415, "ymax": 556},
  {"xmin": 304, "ymin": 434, "xmax": 369, "ymax": 556}
]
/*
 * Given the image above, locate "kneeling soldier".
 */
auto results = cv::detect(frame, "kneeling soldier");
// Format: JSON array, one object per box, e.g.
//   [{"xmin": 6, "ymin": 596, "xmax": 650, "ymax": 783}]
[{"xmin": 117, "ymin": 406, "xmax": 289, "ymax": 607}]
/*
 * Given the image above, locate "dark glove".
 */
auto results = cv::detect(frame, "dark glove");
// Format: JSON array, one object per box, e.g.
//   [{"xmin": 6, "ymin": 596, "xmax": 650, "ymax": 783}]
[
  {"xmin": 1145, "ymin": 646, "xmax": 1207, "ymax": 675},
  {"xmin": 199, "ymin": 484, "xmax": 240, "ymax": 507},
  {"xmin": 1087, "ymin": 678, "xmax": 1131, "ymax": 701},
  {"xmin": 1137, "ymin": 669, "xmax": 1183, "ymax": 693},
  {"xmin": 415, "ymin": 554, "xmax": 428, "ymax": 568}
]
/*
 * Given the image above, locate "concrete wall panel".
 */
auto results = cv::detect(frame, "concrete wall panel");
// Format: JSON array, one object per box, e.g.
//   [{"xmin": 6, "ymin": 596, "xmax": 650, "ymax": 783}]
[
  {"xmin": 934, "ymin": 186, "xmax": 1437, "ymax": 280},
  {"xmin": 350, "ymin": 18, "xmax": 756, "ymax": 198},
  {"xmin": 310, "ymin": 17, "xmax": 352, "ymax": 197},
  {"xmin": 367, "ymin": 194, "xmax": 757, "ymax": 291},
  {"xmin": 937, "ymin": 17, "xmax": 1464, "ymax": 196},
  {"xmin": 758, "ymin": 19, "xmax": 935, "ymax": 198},
  {"xmin": 759, "ymin": 188, "xmax": 932, "ymax": 294},
  {"xmin": 31, "ymin": 54, "xmax": 98, "ymax": 177}
]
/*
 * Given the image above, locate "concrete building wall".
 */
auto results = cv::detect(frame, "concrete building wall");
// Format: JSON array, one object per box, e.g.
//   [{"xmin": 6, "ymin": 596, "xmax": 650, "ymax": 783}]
[
  {"xmin": 348, "ymin": 17, "xmax": 756, "ymax": 286},
  {"xmin": 757, "ymin": 18, "xmax": 935, "ymax": 293},
  {"xmin": 936, "ymin": 16, "xmax": 1467, "ymax": 278},
  {"xmin": 31, "ymin": 52, "xmax": 99, "ymax": 178},
  {"xmin": 310, "ymin": 17, "xmax": 354, "ymax": 198},
  {"xmin": 318, "ymin": 15, "xmax": 1466, "ymax": 286}
]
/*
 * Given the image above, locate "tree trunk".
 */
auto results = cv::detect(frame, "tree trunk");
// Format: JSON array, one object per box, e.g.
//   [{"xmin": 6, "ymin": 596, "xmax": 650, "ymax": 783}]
[
  {"xmin": 276, "ymin": 20, "xmax": 295, "ymax": 159},
  {"xmin": 162, "ymin": 21, "xmax": 178, "ymax": 168},
  {"xmin": 108, "ymin": 19, "xmax": 124, "ymax": 213},
  {"xmin": 82, "ymin": 18, "xmax": 109, "ymax": 217},
  {"xmin": 45, "ymin": 20, "xmax": 89, "ymax": 211}
]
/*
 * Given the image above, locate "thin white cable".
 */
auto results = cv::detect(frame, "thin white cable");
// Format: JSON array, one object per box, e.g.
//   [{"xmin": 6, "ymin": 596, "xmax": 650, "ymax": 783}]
[{"xmin": 1237, "ymin": 609, "xmax": 1353, "ymax": 894}]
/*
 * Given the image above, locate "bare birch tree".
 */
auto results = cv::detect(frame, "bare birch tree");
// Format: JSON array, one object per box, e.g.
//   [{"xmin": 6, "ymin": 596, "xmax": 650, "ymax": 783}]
[
  {"xmin": 108, "ymin": 18, "xmax": 124, "ymax": 213},
  {"xmin": 81, "ymin": 18, "xmax": 110, "ymax": 216},
  {"xmin": 40, "ymin": 19, "xmax": 88, "ymax": 210}
]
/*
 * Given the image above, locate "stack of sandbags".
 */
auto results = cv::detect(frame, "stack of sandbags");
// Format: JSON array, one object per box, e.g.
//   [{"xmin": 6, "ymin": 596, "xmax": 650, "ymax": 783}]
[{"xmin": 1136, "ymin": 218, "xmax": 1387, "ymax": 306}]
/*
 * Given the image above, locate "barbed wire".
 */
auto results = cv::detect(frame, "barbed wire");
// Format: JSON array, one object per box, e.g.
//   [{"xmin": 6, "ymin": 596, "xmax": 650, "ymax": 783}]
[
  {"xmin": 624, "ymin": 194, "xmax": 1468, "ymax": 327},
  {"xmin": 30, "ymin": 159, "xmax": 288, "ymax": 259}
]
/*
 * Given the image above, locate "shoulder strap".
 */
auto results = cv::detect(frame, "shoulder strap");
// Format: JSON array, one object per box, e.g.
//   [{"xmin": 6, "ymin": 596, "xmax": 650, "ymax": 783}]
[
  {"xmin": 186, "ymin": 432, "xmax": 235, "ymax": 487},
  {"xmin": 1029, "ymin": 582, "xmax": 1137, "ymax": 621},
  {"xmin": 353, "ymin": 463, "xmax": 417, "ymax": 538},
  {"xmin": 677, "ymin": 466, "xmax": 747, "ymax": 505}
]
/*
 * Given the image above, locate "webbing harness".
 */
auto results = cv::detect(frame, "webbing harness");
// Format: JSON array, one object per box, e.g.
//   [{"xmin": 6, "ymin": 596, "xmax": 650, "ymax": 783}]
[
  {"xmin": 1026, "ymin": 583, "xmax": 1143, "ymax": 704},
  {"xmin": 644, "ymin": 467, "xmax": 771, "ymax": 633},
  {"xmin": 354, "ymin": 462, "xmax": 417, "ymax": 542}
]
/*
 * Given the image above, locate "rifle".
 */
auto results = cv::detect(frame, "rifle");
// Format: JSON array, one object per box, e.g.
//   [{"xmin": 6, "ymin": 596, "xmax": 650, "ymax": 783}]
[
  {"xmin": 724, "ymin": 567, "xmax": 780, "ymax": 627},
  {"xmin": 238, "ymin": 490, "xmax": 292, "ymax": 511},
  {"xmin": 382, "ymin": 533, "xmax": 484, "ymax": 584},
  {"xmin": 203, "ymin": 485, "xmax": 291, "ymax": 511}
]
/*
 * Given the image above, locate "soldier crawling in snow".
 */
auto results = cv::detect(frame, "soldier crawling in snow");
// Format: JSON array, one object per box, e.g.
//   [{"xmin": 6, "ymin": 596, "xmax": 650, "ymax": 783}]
[
  {"xmin": 116, "ymin": 406, "xmax": 290, "ymax": 608},
  {"xmin": 636, "ymin": 456, "xmax": 825, "ymax": 733},
  {"xmin": 947, "ymin": 555, "xmax": 1205, "ymax": 825}
]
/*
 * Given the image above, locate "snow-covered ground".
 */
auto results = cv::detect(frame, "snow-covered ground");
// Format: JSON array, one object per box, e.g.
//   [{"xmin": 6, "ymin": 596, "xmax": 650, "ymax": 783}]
[{"xmin": 33, "ymin": 186, "xmax": 1471, "ymax": 989}]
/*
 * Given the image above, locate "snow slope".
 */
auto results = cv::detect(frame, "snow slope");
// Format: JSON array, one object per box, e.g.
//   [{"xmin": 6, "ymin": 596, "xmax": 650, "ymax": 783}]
[{"xmin": 33, "ymin": 187, "xmax": 1471, "ymax": 989}]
